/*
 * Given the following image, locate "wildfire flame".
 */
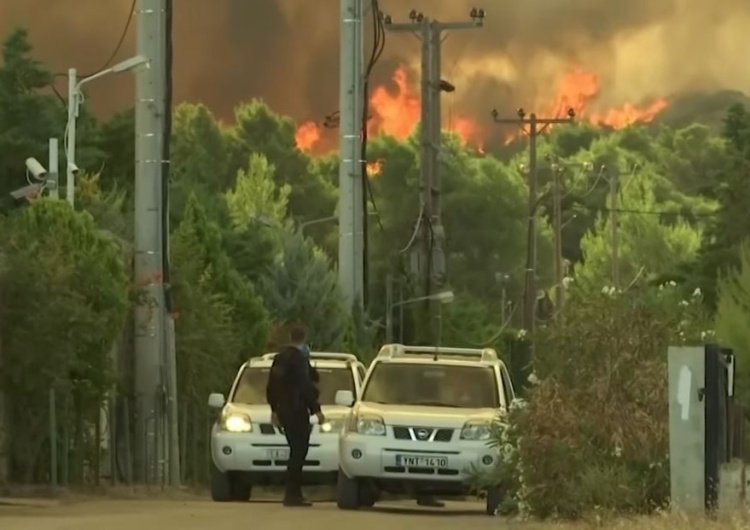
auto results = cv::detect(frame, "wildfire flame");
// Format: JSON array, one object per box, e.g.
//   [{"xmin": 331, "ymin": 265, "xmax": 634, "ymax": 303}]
[
  {"xmin": 294, "ymin": 66, "xmax": 669, "ymax": 153},
  {"xmin": 295, "ymin": 121, "xmax": 320, "ymax": 152},
  {"xmin": 503, "ymin": 68, "xmax": 669, "ymax": 144},
  {"xmin": 366, "ymin": 159, "xmax": 383, "ymax": 176}
]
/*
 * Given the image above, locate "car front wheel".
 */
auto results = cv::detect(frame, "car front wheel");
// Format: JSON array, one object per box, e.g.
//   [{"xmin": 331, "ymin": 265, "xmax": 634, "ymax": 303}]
[
  {"xmin": 485, "ymin": 486, "xmax": 502, "ymax": 515},
  {"xmin": 336, "ymin": 468, "xmax": 361, "ymax": 510},
  {"xmin": 210, "ymin": 463, "xmax": 251, "ymax": 502}
]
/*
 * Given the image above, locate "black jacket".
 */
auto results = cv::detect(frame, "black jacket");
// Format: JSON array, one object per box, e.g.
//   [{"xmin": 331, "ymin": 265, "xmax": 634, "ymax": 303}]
[{"xmin": 266, "ymin": 345, "xmax": 321, "ymax": 417}]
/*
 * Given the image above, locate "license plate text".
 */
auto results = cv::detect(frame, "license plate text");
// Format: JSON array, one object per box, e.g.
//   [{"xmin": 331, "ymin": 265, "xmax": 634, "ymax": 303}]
[{"xmin": 395, "ymin": 455, "xmax": 448, "ymax": 468}]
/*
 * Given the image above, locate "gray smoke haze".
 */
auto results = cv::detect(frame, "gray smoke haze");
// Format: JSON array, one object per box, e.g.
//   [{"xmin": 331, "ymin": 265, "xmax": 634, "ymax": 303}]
[{"xmin": 1, "ymin": 0, "xmax": 748, "ymax": 134}]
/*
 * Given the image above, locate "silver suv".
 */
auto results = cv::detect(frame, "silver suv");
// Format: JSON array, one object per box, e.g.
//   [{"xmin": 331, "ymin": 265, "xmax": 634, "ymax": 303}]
[
  {"xmin": 208, "ymin": 352, "xmax": 366, "ymax": 501},
  {"xmin": 335, "ymin": 345, "xmax": 515, "ymax": 515}
]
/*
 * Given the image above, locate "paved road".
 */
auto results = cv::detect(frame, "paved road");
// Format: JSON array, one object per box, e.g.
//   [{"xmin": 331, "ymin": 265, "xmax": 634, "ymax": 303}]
[{"xmin": 0, "ymin": 499, "xmax": 509, "ymax": 530}]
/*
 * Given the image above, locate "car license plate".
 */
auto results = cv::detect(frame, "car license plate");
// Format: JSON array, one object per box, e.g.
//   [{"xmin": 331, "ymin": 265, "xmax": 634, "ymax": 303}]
[
  {"xmin": 267, "ymin": 449, "xmax": 289, "ymax": 461},
  {"xmin": 395, "ymin": 455, "xmax": 448, "ymax": 468}
]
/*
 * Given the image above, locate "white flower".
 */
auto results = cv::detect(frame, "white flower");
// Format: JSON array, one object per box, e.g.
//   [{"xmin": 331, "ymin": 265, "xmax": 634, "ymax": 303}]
[
  {"xmin": 517, "ymin": 329, "xmax": 527, "ymax": 339},
  {"xmin": 613, "ymin": 444, "xmax": 623, "ymax": 458},
  {"xmin": 527, "ymin": 372, "xmax": 540, "ymax": 385},
  {"xmin": 601, "ymin": 285, "xmax": 611, "ymax": 294},
  {"xmin": 669, "ymin": 281, "xmax": 677, "ymax": 287},
  {"xmin": 692, "ymin": 287, "xmax": 702, "ymax": 298},
  {"xmin": 679, "ymin": 300, "xmax": 689, "ymax": 306}
]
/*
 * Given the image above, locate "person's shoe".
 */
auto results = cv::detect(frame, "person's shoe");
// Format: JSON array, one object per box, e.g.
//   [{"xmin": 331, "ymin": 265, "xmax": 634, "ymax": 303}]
[
  {"xmin": 416, "ymin": 496, "xmax": 445, "ymax": 508},
  {"xmin": 282, "ymin": 497, "xmax": 313, "ymax": 507}
]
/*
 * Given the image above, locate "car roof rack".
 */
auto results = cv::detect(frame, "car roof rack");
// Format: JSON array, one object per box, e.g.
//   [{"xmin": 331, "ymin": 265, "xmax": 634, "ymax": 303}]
[
  {"xmin": 257, "ymin": 352, "xmax": 358, "ymax": 362},
  {"xmin": 376, "ymin": 343, "xmax": 499, "ymax": 363}
]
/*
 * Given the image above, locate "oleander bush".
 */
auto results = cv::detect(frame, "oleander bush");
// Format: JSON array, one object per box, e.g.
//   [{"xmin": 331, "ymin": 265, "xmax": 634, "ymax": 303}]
[{"xmin": 479, "ymin": 282, "xmax": 713, "ymax": 519}]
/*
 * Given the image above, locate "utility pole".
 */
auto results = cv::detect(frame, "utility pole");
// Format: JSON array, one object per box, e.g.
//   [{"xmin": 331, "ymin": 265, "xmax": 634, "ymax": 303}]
[
  {"xmin": 338, "ymin": 0, "xmax": 365, "ymax": 312},
  {"xmin": 490, "ymin": 108, "xmax": 574, "ymax": 350},
  {"xmin": 609, "ymin": 170, "xmax": 620, "ymax": 288},
  {"xmin": 134, "ymin": 0, "xmax": 168, "ymax": 485},
  {"xmin": 48, "ymin": 138, "xmax": 59, "ymax": 200},
  {"xmin": 552, "ymin": 166, "xmax": 563, "ymax": 311},
  {"xmin": 384, "ymin": 7, "xmax": 484, "ymax": 341}
]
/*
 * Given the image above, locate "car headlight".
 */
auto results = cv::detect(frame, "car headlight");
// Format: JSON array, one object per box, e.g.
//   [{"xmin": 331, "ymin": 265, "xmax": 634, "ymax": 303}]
[
  {"xmin": 221, "ymin": 412, "xmax": 252, "ymax": 433},
  {"xmin": 319, "ymin": 418, "xmax": 345, "ymax": 434},
  {"xmin": 355, "ymin": 414, "xmax": 386, "ymax": 436},
  {"xmin": 460, "ymin": 420, "xmax": 491, "ymax": 441}
]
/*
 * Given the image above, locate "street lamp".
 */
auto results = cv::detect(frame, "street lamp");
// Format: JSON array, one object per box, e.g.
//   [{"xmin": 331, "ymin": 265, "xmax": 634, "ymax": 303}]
[
  {"xmin": 65, "ymin": 55, "xmax": 149, "ymax": 207},
  {"xmin": 386, "ymin": 290, "xmax": 455, "ymax": 342}
]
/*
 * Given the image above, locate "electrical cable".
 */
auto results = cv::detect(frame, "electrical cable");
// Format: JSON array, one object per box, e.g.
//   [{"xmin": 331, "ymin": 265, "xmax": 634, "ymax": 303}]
[
  {"xmin": 57, "ymin": 0, "xmax": 137, "ymax": 79},
  {"xmin": 162, "ymin": 0, "xmax": 174, "ymax": 312},
  {"xmin": 360, "ymin": 0, "xmax": 387, "ymax": 307}
]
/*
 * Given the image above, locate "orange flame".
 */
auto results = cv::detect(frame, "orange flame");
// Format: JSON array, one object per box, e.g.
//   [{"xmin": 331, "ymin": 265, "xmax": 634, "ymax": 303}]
[
  {"xmin": 294, "ymin": 66, "xmax": 482, "ymax": 152},
  {"xmin": 503, "ymin": 68, "xmax": 669, "ymax": 144},
  {"xmin": 366, "ymin": 159, "xmax": 383, "ymax": 176},
  {"xmin": 295, "ymin": 121, "xmax": 320, "ymax": 151}
]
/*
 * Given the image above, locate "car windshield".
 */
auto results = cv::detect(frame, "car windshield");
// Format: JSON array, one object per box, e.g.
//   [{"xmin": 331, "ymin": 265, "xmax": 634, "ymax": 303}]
[
  {"xmin": 361, "ymin": 363, "xmax": 499, "ymax": 408},
  {"xmin": 231, "ymin": 365, "xmax": 355, "ymax": 406}
]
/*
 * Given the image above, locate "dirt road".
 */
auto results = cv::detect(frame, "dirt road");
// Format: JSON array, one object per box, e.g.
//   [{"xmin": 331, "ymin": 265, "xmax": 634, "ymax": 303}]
[{"xmin": 0, "ymin": 498, "xmax": 509, "ymax": 530}]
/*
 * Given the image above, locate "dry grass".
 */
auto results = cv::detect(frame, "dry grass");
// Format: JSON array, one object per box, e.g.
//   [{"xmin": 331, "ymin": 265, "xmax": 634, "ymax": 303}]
[{"xmin": 512, "ymin": 512, "xmax": 749, "ymax": 529}]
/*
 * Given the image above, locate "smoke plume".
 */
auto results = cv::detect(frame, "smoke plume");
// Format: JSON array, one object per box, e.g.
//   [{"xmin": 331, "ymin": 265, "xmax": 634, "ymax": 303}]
[{"xmin": 1, "ymin": 0, "xmax": 748, "ymax": 127}]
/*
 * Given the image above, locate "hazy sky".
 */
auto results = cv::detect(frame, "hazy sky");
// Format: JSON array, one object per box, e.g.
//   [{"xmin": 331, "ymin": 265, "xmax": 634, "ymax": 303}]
[{"xmin": 1, "ymin": 0, "xmax": 748, "ymax": 125}]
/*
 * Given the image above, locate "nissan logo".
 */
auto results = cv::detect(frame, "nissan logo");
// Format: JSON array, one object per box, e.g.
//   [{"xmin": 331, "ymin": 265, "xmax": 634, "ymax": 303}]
[{"xmin": 416, "ymin": 428, "xmax": 430, "ymax": 440}]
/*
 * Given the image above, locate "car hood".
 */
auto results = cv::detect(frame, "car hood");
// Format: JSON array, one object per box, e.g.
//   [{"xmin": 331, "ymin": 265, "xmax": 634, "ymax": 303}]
[
  {"xmin": 223, "ymin": 402, "xmax": 349, "ymax": 423},
  {"xmin": 356, "ymin": 402, "xmax": 499, "ymax": 429}
]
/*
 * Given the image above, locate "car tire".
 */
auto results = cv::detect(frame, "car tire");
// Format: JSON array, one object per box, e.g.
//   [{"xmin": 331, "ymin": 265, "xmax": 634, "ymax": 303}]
[
  {"xmin": 336, "ymin": 468, "xmax": 360, "ymax": 510},
  {"xmin": 485, "ymin": 486, "xmax": 502, "ymax": 516},
  {"xmin": 211, "ymin": 463, "xmax": 251, "ymax": 502},
  {"xmin": 210, "ymin": 463, "xmax": 234, "ymax": 502},
  {"xmin": 232, "ymin": 481, "xmax": 252, "ymax": 502},
  {"xmin": 358, "ymin": 483, "xmax": 377, "ymax": 508}
]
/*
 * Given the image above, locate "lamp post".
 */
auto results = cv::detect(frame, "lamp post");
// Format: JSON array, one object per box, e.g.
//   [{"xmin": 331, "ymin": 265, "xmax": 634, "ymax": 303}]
[
  {"xmin": 66, "ymin": 55, "xmax": 149, "ymax": 207},
  {"xmin": 386, "ymin": 290, "xmax": 455, "ymax": 343}
]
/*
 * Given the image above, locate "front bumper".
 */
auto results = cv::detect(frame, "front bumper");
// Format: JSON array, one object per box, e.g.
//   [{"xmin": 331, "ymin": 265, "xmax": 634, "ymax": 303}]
[
  {"xmin": 211, "ymin": 426, "xmax": 340, "ymax": 480},
  {"xmin": 339, "ymin": 430, "xmax": 497, "ymax": 485}
]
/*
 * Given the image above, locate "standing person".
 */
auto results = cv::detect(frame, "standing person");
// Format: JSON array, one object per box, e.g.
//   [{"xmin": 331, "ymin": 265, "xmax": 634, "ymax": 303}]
[{"xmin": 266, "ymin": 325, "xmax": 325, "ymax": 507}]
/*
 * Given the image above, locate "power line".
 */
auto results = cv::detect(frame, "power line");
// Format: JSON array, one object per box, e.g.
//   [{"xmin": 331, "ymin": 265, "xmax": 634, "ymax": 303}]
[
  {"xmin": 82, "ymin": 0, "xmax": 137, "ymax": 77},
  {"xmin": 590, "ymin": 206, "xmax": 719, "ymax": 216},
  {"xmin": 384, "ymin": 7, "xmax": 484, "ymax": 344},
  {"xmin": 490, "ymin": 107, "xmax": 575, "ymax": 357}
]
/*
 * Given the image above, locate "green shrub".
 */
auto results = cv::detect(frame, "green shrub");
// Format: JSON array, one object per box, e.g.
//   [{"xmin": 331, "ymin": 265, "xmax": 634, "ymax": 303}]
[{"xmin": 482, "ymin": 282, "xmax": 711, "ymax": 519}]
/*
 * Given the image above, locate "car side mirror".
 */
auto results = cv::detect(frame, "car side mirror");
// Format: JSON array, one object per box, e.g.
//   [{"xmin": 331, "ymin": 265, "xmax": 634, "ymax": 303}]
[
  {"xmin": 208, "ymin": 393, "xmax": 226, "ymax": 409},
  {"xmin": 335, "ymin": 390, "xmax": 355, "ymax": 407}
]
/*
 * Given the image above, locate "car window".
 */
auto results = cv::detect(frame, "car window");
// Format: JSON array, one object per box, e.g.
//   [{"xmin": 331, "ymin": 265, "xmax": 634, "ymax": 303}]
[
  {"xmin": 231, "ymin": 366, "xmax": 355, "ymax": 405},
  {"xmin": 361, "ymin": 363, "xmax": 499, "ymax": 408}
]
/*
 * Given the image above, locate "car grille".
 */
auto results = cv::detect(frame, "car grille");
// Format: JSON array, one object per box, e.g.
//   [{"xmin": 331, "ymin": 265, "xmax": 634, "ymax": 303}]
[{"xmin": 392, "ymin": 426, "xmax": 454, "ymax": 442}]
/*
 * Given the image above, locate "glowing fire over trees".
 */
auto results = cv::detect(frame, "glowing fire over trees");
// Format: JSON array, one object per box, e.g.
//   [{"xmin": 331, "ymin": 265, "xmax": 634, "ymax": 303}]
[
  {"xmin": 502, "ymin": 68, "xmax": 669, "ymax": 144},
  {"xmin": 294, "ymin": 65, "xmax": 669, "ymax": 153}
]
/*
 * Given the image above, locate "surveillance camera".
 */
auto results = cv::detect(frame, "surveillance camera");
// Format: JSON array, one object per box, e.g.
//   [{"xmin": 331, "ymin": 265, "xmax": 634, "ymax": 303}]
[
  {"xmin": 383, "ymin": 14, "xmax": 392, "ymax": 24},
  {"xmin": 470, "ymin": 8, "xmax": 478, "ymax": 18},
  {"xmin": 68, "ymin": 162, "xmax": 80, "ymax": 174},
  {"xmin": 415, "ymin": 12, "xmax": 424, "ymax": 22},
  {"xmin": 409, "ymin": 9, "xmax": 417, "ymax": 20},
  {"xmin": 517, "ymin": 107, "xmax": 526, "ymax": 118},
  {"xmin": 491, "ymin": 109, "xmax": 499, "ymax": 119},
  {"xmin": 478, "ymin": 9, "xmax": 485, "ymax": 18},
  {"xmin": 25, "ymin": 157, "xmax": 47, "ymax": 180},
  {"xmin": 567, "ymin": 107, "xmax": 576, "ymax": 118}
]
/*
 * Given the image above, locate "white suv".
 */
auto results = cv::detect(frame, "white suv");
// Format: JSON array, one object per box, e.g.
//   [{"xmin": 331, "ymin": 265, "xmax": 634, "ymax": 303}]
[
  {"xmin": 335, "ymin": 344, "xmax": 515, "ymax": 515},
  {"xmin": 207, "ymin": 351, "xmax": 367, "ymax": 502}
]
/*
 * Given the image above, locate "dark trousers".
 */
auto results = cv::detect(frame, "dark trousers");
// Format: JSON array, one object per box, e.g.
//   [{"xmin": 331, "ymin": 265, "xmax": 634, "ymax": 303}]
[{"xmin": 280, "ymin": 414, "xmax": 311, "ymax": 500}]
